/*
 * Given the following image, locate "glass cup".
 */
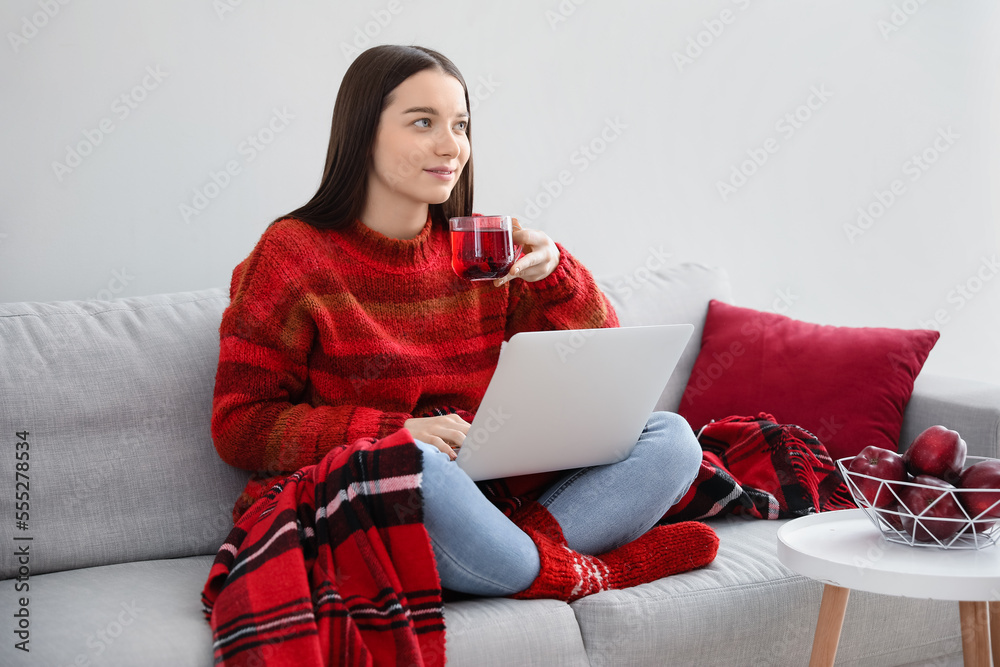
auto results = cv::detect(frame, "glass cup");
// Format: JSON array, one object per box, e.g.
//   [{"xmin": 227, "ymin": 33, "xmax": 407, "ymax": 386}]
[{"xmin": 449, "ymin": 215, "xmax": 522, "ymax": 281}]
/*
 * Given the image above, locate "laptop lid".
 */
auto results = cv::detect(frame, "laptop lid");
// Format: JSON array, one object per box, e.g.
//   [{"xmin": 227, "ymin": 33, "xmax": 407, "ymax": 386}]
[{"xmin": 455, "ymin": 324, "xmax": 694, "ymax": 481}]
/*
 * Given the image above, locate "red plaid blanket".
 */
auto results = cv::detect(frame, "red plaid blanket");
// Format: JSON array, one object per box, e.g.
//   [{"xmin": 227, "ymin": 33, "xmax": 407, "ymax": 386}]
[
  {"xmin": 661, "ymin": 413, "xmax": 855, "ymax": 522},
  {"xmin": 201, "ymin": 429, "xmax": 445, "ymax": 666}
]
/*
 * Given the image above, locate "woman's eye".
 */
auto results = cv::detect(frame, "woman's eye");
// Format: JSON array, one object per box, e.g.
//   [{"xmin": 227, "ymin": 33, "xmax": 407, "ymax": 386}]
[
  {"xmin": 455, "ymin": 121, "xmax": 468, "ymax": 131},
  {"xmin": 414, "ymin": 118, "xmax": 431, "ymax": 128}
]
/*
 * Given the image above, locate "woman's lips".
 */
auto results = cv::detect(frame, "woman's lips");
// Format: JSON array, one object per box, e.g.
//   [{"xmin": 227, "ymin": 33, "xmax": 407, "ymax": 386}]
[{"xmin": 424, "ymin": 169, "xmax": 454, "ymax": 180}]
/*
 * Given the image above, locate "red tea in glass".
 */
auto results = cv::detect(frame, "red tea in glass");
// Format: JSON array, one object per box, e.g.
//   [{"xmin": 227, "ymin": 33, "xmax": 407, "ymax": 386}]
[{"xmin": 449, "ymin": 216, "xmax": 521, "ymax": 281}]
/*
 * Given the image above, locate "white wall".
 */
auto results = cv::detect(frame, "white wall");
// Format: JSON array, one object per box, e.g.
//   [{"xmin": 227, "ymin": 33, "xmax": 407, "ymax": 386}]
[{"xmin": 3, "ymin": 0, "xmax": 998, "ymax": 384}]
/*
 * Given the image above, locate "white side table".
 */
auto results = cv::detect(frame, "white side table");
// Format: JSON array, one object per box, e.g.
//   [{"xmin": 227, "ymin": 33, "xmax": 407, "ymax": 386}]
[{"xmin": 777, "ymin": 509, "xmax": 999, "ymax": 667}]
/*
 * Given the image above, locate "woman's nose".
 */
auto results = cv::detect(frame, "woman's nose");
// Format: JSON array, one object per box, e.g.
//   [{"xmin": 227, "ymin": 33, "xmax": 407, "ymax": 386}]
[{"xmin": 435, "ymin": 127, "xmax": 461, "ymax": 158}]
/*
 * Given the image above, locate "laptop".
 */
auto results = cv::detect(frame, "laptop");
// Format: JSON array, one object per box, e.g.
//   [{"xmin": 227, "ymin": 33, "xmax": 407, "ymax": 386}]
[{"xmin": 455, "ymin": 324, "xmax": 693, "ymax": 481}]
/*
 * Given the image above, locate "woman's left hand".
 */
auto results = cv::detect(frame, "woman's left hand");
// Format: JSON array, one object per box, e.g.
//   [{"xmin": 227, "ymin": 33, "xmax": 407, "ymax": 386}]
[{"xmin": 494, "ymin": 218, "xmax": 560, "ymax": 287}]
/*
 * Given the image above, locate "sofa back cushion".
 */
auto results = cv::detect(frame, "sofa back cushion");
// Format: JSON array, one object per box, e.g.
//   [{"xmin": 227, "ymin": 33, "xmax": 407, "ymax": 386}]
[
  {"xmin": 0, "ymin": 289, "xmax": 249, "ymax": 578},
  {"xmin": 596, "ymin": 262, "xmax": 732, "ymax": 413}
]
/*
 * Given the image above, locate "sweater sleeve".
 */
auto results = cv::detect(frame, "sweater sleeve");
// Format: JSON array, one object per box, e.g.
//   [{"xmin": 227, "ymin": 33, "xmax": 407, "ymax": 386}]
[
  {"xmin": 211, "ymin": 228, "xmax": 412, "ymax": 476},
  {"xmin": 504, "ymin": 242, "xmax": 619, "ymax": 338}
]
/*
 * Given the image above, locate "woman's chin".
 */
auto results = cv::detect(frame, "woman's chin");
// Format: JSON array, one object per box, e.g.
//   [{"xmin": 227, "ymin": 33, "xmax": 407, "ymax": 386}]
[{"xmin": 426, "ymin": 190, "xmax": 455, "ymax": 205}]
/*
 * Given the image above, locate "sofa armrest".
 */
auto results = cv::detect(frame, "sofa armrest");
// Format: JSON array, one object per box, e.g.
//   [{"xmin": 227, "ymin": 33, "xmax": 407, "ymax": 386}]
[{"xmin": 899, "ymin": 373, "xmax": 1000, "ymax": 459}]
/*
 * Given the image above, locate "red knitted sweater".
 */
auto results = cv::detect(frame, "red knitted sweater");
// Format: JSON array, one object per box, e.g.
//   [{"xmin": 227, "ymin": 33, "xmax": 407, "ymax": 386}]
[{"xmin": 212, "ymin": 213, "xmax": 619, "ymax": 521}]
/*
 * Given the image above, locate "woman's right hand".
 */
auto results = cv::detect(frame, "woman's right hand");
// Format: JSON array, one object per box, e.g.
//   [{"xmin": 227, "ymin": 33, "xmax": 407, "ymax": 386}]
[{"xmin": 404, "ymin": 414, "xmax": 470, "ymax": 460}]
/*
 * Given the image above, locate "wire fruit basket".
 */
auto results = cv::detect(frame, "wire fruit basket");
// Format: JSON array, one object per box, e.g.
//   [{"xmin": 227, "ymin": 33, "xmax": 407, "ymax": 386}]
[{"xmin": 836, "ymin": 456, "xmax": 1000, "ymax": 550}]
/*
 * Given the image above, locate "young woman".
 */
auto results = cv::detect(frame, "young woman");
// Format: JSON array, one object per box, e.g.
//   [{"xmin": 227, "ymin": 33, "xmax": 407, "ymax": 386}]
[{"xmin": 211, "ymin": 44, "xmax": 718, "ymax": 602}]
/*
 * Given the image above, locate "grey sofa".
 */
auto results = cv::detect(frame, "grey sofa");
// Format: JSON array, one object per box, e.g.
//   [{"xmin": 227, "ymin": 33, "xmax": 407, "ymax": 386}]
[{"xmin": 2, "ymin": 262, "xmax": 998, "ymax": 666}]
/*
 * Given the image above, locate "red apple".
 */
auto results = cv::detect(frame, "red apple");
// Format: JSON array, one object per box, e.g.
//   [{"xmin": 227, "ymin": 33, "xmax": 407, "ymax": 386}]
[
  {"xmin": 846, "ymin": 446, "xmax": 907, "ymax": 508},
  {"xmin": 961, "ymin": 517, "xmax": 996, "ymax": 537},
  {"xmin": 875, "ymin": 503, "xmax": 906, "ymax": 531},
  {"xmin": 957, "ymin": 459, "xmax": 1000, "ymax": 521},
  {"xmin": 902, "ymin": 426, "xmax": 967, "ymax": 483},
  {"xmin": 899, "ymin": 475, "xmax": 967, "ymax": 543}
]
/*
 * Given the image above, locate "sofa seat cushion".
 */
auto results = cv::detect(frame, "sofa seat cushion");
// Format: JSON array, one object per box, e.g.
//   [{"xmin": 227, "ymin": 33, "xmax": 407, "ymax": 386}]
[
  {"xmin": 570, "ymin": 516, "xmax": 962, "ymax": 666},
  {"xmin": 444, "ymin": 597, "xmax": 590, "ymax": 666},
  {"xmin": 1, "ymin": 556, "xmax": 217, "ymax": 667}
]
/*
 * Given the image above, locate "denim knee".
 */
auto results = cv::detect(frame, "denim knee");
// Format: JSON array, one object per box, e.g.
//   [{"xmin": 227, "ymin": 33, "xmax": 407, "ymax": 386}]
[
  {"xmin": 645, "ymin": 411, "xmax": 703, "ymax": 503},
  {"xmin": 414, "ymin": 440, "xmax": 540, "ymax": 595}
]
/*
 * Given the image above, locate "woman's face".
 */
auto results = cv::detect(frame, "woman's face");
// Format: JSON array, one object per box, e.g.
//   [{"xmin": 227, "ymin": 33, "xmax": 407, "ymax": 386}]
[{"xmin": 368, "ymin": 69, "xmax": 470, "ymax": 211}]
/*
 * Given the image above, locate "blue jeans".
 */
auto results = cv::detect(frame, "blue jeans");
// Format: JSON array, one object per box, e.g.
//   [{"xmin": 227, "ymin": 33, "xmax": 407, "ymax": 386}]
[{"xmin": 416, "ymin": 411, "xmax": 702, "ymax": 596}]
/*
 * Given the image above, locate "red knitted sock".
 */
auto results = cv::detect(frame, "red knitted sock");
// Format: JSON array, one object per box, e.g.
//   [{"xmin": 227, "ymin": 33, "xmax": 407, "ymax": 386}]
[{"xmin": 510, "ymin": 502, "xmax": 719, "ymax": 602}]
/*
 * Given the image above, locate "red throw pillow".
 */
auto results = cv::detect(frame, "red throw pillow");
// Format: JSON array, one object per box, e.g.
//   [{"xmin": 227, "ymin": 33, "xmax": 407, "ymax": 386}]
[{"xmin": 678, "ymin": 300, "xmax": 940, "ymax": 460}]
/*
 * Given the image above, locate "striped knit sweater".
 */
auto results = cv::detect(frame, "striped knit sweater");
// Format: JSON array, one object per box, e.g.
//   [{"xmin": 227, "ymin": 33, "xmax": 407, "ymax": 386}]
[{"xmin": 212, "ymin": 213, "xmax": 619, "ymax": 521}]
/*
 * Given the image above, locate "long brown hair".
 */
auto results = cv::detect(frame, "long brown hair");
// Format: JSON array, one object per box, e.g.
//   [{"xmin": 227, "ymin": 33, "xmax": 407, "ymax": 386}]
[{"xmin": 276, "ymin": 45, "xmax": 474, "ymax": 230}]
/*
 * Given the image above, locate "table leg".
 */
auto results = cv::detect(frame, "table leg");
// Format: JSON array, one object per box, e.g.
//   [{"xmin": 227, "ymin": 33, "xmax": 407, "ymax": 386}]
[
  {"xmin": 958, "ymin": 601, "xmax": 990, "ymax": 667},
  {"xmin": 809, "ymin": 584, "xmax": 850, "ymax": 667},
  {"xmin": 989, "ymin": 601, "xmax": 999, "ymax": 667}
]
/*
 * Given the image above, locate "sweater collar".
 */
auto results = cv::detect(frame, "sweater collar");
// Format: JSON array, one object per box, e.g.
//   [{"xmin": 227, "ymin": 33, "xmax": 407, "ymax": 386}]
[{"xmin": 337, "ymin": 213, "xmax": 445, "ymax": 270}]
